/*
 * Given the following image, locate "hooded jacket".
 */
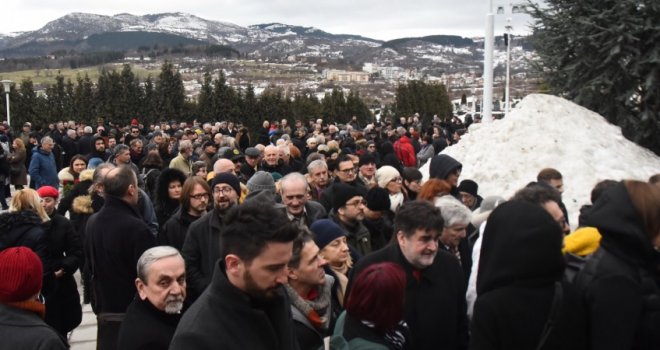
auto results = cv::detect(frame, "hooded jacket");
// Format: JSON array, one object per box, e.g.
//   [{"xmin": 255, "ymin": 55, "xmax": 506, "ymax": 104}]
[
  {"xmin": 577, "ymin": 182, "xmax": 660, "ymax": 350},
  {"xmin": 393, "ymin": 135, "xmax": 416, "ymax": 167},
  {"xmin": 470, "ymin": 201, "xmax": 587, "ymax": 350},
  {"xmin": 154, "ymin": 168, "xmax": 187, "ymax": 230}
]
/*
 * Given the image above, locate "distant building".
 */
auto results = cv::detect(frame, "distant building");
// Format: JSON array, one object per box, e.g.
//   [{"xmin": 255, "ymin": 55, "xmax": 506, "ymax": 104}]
[{"xmin": 323, "ymin": 69, "xmax": 369, "ymax": 83}]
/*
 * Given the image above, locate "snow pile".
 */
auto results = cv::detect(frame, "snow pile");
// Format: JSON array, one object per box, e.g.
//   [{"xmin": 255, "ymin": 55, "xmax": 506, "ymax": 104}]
[{"xmin": 421, "ymin": 94, "xmax": 660, "ymax": 226}]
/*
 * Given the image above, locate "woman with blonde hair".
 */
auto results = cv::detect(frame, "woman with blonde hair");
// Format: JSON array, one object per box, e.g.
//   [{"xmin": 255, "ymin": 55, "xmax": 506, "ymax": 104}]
[{"xmin": 0, "ymin": 188, "xmax": 53, "ymax": 295}]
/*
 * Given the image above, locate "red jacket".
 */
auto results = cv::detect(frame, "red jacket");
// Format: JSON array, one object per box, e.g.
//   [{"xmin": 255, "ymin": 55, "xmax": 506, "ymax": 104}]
[{"xmin": 394, "ymin": 136, "xmax": 417, "ymax": 167}]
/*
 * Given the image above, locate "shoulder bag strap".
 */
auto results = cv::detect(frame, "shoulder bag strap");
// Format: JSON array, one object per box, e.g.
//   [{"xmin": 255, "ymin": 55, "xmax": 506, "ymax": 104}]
[{"xmin": 535, "ymin": 281, "xmax": 564, "ymax": 350}]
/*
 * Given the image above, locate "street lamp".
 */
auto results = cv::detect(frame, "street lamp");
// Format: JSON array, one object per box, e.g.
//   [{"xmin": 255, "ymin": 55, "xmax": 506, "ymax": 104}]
[
  {"xmin": 504, "ymin": 17, "xmax": 512, "ymax": 116},
  {"xmin": 483, "ymin": 2, "xmax": 526, "ymax": 121},
  {"xmin": 1, "ymin": 80, "xmax": 11, "ymax": 128},
  {"xmin": 482, "ymin": 0, "xmax": 495, "ymax": 123}
]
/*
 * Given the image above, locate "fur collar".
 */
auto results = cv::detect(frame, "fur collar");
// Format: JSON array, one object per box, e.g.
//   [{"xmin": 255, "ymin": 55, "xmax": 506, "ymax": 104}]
[{"xmin": 72, "ymin": 195, "xmax": 94, "ymax": 215}]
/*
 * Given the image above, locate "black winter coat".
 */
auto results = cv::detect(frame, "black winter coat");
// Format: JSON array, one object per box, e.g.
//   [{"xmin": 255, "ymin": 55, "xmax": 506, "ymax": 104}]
[
  {"xmin": 470, "ymin": 201, "xmax": 587, "ymax": 350},
  {"xmin": 349, "ymin": 243, "xmax": 469, "ymax": 350},
  {"xmin": 158, "ymin": 208, "xmax": 202, "ymax": 251},
  {"xmin": 170, "ymin": 262, "xmax": 300, "ymax": 350},
  {"xmin": 577, "ymin": 182, "xmax": 660, "ymax": 350},
  {"xmin": 43, "ymin": 212, "xmax": 83, "ymax": 335},
  {"xmin": 181, "ymin": 208, "xmax": 227, "ymax": 301},
  {"xmin": 0, "ymin": 211, "xmax": 54, "ymax": 295},
  {"xmin": 85, "ymin": 196, "xmax": 155, "ymax": 314},
  {"xmin": 117, "ymin": 297, "xmax": 181, "ymax": 350}
]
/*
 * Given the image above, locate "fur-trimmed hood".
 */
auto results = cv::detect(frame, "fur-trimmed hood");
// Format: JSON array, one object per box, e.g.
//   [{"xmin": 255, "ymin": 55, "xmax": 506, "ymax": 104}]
[
  {"xmin": 72, "ymin": 195, "xmax": 95, "ymax": 215},
  {"xmin": 79, "ymin": 169, "xmax": 94, "ymax": 182},
  {"xmin": 155, "ymin": 167, "xmax": 187, "ymax": 205},
  {"xmin": 58, "ymin": 167, "xmax": 76, "ymax": 182}
]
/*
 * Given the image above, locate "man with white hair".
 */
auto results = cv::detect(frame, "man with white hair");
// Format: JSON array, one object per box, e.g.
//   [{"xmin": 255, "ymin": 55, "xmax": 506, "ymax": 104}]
[
  {"xmin": 78, "ymin": 125, "xmax": 95, "ymax": 156},
  {"xmin": 28, "ymin": 136, "xmax": 59, "ymax": 189},
  {"xmin": 279, "ymin": 173, "xmax": 326, "ymax": 229},
  {"xmin": 258, "ymin": 144, "xmax": 291, "ymax": 176},
  {"xmin": 306, "ymin": 159, "xmax": 329, "ymax": 201},
  {"xmin": 169, "ymin": 140, "xmax": 193, "ymax": 176},
  {"xmin": 117, "ymin": 246, "xmax": 186, "ymax": 350}
]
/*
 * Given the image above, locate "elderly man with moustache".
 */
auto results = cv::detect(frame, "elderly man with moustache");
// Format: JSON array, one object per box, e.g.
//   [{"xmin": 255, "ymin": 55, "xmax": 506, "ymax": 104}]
[{"xmin": 117, "ymin": 246, "xmax": 187, "ymax": 350}]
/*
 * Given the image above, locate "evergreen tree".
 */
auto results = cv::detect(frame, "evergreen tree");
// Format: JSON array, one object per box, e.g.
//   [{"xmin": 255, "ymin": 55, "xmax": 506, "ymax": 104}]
[
  {"xmin": 197, "ymin": 71, "xmax": 214, "ymax": 120},
  {"xmin": 118, "ymin": 64, "xmax": 142, "ymax": 125},
  {"xmin": 14, "ymin": 79, "xmax": 42, "ymax": 128},
  {"xmin": 394, "ymin": 80, "xmax": 452, "ymax": 125},
  {"xmin": 346, "ymin": 90, "xmax": 372, "ymax": 125},
  {"xmin": 142, "ymin": 76, "xmax": 157, "ymax": 125},
  {"xmin": 73, "ymin": 74, "xmax": 95, "ymax": 124},
  {"xmin": 155, "ymin": 61, "xmax": 185, "ymax": 121},
  {"xmin": 242, "ymin": 83, "xmax": 259, "ymax": 130},
  {"xmin": 212, "ymin": 71, "xmax": 239, "ymax": 120},
  {"xmin": 529, "ymin": 0, "xmax": 660, "ymax": 155},
  {"xmin": 45, "ymin": 74, "xmax": 69, "ymax": 122},
  {"xmin": 95, "ymin": 68, "xmax": 122, "ymax": 122}
]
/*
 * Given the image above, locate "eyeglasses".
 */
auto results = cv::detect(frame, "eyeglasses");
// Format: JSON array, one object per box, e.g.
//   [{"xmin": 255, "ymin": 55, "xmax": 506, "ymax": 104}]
[
  {"xmin": 346, "ymin": 199, "xmax": 367, "ymax": 207},
  {"xmin": 213, "ymin": 187, "xmax": 235, "ymax": 195},
  {"xmin": 338, "ymin": 167, "xmax": 356, "ymax": 174},
  {"xmin": 190, "ymin": 193, "xmax": 210, "ymax": 200},
  {"xmin": 390, "ymin": 177, "xmax": 403, "ymax": 183}
]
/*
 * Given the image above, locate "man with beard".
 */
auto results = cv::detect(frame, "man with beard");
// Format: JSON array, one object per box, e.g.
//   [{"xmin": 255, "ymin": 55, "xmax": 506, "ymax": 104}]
[
  {"xmin": 328, "ymin": 183, "xmax": 371, "ymax": 258},
  {"xmin": 117, "ymin": 246, "xmax": 186, "ymax": 350},
  {"xmin": 159, "ymin": 176, "xmax": 211, "ymax": 251},
  {"xmin": 170, "ymin": 201, "xmax": 301, "ymax": 350},
  {"xmin": 348, "ymin": 201, "xmax": 469, "ymax": 350},
  {"xmin": 181, "ymin": 173, "xmax": 241, "ymax": 302},
  {"xmin": 356, "ymin": 153, "xmax": 377, "ymax": 189},
  {"xmin": 319, "ymin": 154, "xmax": 367, "ymax": 212},
  {"xmin": 86, "ymin": 136, "xmax": 110, "ymax": 162}
]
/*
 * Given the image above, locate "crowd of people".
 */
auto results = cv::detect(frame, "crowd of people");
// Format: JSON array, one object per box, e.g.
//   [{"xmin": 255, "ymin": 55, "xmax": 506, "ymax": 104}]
[{"xmin": 0, "ymin": 115, "xmax": 659, "ymax": 350}]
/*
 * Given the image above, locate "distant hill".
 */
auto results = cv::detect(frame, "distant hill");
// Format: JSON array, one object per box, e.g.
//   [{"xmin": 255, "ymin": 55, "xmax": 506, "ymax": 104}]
[
  {"xmin": 383, "ymin": 35, "xmax": 474, "ymax": 49},
  {"xmin": 86, "ymin": 32, "xmax": 206, "ymax": 50},
  {"xmin": 0, "ymin": 12, "xmax": 535, "ymax": 76}
]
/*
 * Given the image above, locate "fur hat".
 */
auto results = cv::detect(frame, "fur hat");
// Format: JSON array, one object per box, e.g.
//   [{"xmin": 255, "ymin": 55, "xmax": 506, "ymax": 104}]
[
  {"xmin": 365, "ymin": 187, "xmax": 391, "ymax": 212},
  {"xmin": 247, "ymin": 171, "xmax": 275, "ymax": 193},
  {"xmin": 458, "ymin": 180, "xmax": 479, "ymax": 197},
  {"xmin": 0, "ymin": 247, "xmax": 43, "ymax": 303},
  {"xmin": 211, "ymin": 172, "xmax": 241, "ymax": 195},
  {"xmin": 376, "ymin": 165, "xmax": 401, "ymax": 189},
  {"xmin": 36, "ymin": 186, "xmax": 59, "ymax": 199},
  {"xmin": 332, "ymin": 183, "xmax": 365, "ymax": 211},
  {"xmin": 311, "ymin": 219, "xmax": 347, "ymax": 250}
]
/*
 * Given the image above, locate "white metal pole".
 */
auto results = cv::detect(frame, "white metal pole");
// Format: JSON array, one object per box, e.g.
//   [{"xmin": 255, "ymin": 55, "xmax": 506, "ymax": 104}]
[
  {"xmin": 483, "ymin": 0, "xmax": 494, "ymax": 123},
  {"xmin": 505, "ymin": 18, "xmax": 511, "ymax": 116},
  {"xmin": 4, "ymin": 92, "xmax": 9, "ymax": 128}
]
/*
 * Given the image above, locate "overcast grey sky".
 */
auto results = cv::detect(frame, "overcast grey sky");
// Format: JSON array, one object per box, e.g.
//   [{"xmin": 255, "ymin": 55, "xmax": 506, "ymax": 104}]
[{"xmin": 3, "ymin": 0, "xmax": 535, "ymax": 40}]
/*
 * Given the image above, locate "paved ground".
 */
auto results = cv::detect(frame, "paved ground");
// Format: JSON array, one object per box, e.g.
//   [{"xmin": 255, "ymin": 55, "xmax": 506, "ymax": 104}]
[{"xmin": 70, "ymin": 272, "xmax": 97, "ymax": 350}]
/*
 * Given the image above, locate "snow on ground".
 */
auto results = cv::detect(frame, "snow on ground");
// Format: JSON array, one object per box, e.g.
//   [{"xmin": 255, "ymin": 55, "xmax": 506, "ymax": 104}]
[{"xmin": 421, "ymin": 94, "xmax": 660, "ymax": 227}]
